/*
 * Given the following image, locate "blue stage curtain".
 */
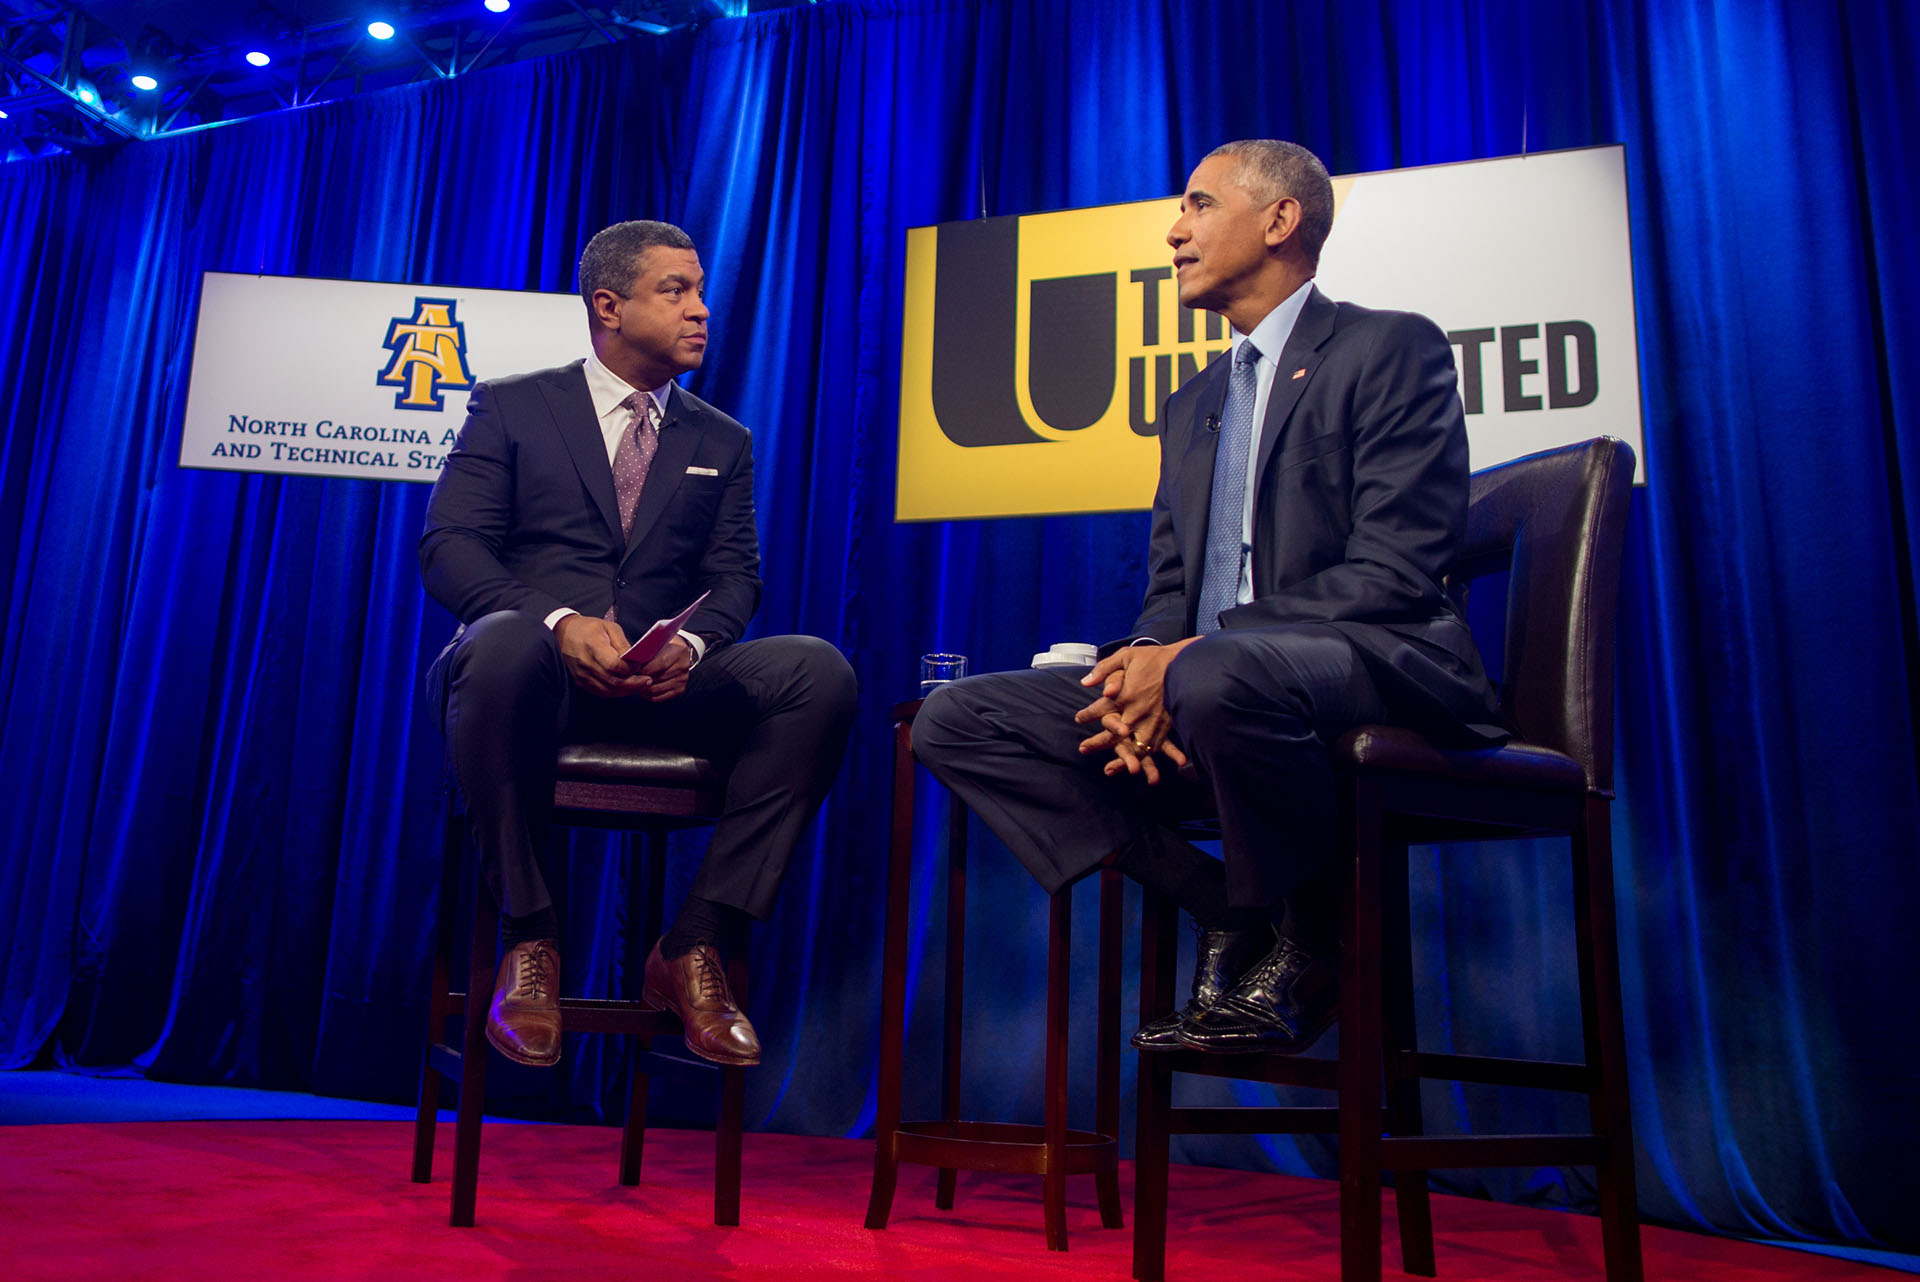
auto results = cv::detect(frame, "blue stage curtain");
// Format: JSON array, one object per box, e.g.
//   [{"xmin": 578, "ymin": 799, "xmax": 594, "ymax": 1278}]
[{"xmin": 1, "ymin": 0, "xmax": 1914, "ymax": 1257}]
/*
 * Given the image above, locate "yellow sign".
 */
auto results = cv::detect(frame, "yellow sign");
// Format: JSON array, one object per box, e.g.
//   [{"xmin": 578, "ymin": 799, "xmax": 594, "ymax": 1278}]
[{"xmin": 897, "ymin": 196, "xmax": 1229, "ymax": 521}]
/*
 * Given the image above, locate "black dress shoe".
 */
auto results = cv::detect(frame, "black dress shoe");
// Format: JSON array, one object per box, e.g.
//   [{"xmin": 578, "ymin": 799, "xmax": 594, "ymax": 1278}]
[
  {"xmin": 1175, "ymin": 935, "xmax": 1337, "ymax": 1054},
  {"xmin": 1131, "ymin": 922, "xmax": 1278, "ymax": 1051}
]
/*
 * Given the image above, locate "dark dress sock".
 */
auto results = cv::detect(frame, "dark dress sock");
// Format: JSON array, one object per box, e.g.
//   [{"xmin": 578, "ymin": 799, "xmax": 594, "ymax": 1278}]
[
  {"xmin": 1278, "ymin": 865, "xmax": 1341, "ymax": 954},
  {"xmin": 502, "ymin": 906, "xmax": 560, "ymax": 948},
  {"xmin": 1113, "ymin": 827, "xmax": 1273, "ymax": 931},
  {"xmin": 661, "ymin": 895, "xmax": 753, "ymax": 959}
]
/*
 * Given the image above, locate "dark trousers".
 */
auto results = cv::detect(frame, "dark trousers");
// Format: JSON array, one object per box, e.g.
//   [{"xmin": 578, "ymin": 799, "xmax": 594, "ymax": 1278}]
[
  {"xmin": 912, "ymin": 623, "xmax": 1391, "ymax": 911},
  {"xmin": 427, "ymin": 610, "xmax": 857, "ymax": 921}
]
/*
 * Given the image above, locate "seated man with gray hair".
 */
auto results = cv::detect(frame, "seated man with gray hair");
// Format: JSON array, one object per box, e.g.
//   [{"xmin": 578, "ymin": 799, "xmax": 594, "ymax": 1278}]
[{"xmin": 916, "ymin": 141, "xmax": 1500, "ymax": 1052}]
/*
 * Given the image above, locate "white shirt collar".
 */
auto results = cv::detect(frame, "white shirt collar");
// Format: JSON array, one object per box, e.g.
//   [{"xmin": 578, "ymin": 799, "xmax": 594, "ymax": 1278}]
[
  {"xmin": 1231, "ymin": 278, "xmax": 1316, "ymax": 368},
  {"xmin": 583, "ymin": 352, "xmax": 672, "ymax": 422}
]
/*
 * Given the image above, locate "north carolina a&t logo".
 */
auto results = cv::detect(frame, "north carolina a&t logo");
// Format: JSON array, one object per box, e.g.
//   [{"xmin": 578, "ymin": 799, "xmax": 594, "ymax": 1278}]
[{"xmin": 378, "ymin": 297, "xmax": 474, "ymax": 411}]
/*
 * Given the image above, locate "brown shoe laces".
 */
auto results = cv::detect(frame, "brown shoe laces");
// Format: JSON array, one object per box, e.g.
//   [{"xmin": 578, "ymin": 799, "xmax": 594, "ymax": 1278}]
[
  {"xmin": 513, "ymin": 943, "xmax": 556, "ymax": 1000},
  {"xmin": 690, "ymin": 946, "xmax": 729, "ymax": 1005}
]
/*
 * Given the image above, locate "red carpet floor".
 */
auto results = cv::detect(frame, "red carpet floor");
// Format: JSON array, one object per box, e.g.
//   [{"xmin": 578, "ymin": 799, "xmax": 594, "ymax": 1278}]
[{"xmin": 0, "ymin": 1120, "xmax": 1895, "ymax": 1281}]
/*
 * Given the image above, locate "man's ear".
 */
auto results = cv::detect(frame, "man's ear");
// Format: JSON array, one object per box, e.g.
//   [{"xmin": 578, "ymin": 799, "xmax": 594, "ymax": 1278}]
[
  {"xmin": 589, "ymin": 288, "xmax": 622, "ymax": 330},
  {"xmin": 1264, "ymin": 196, "xmax": 1302, "ymax": 251}
]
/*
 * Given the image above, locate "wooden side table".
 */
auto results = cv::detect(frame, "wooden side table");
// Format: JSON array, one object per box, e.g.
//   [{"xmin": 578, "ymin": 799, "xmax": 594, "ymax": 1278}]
[{"xmin": 865, "ymin": 698, "xmax": 1125, "ymax": 1251}]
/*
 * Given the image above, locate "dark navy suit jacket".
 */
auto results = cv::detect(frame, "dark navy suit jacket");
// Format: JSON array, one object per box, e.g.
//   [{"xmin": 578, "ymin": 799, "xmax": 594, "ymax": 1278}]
[
  {"xmin": 1125, "ymin": 286, "xmax": 1500, "ymax": 737},
  {"xmin": 420, "ymin": 359, "xmax": 761, "ymax": 651}
]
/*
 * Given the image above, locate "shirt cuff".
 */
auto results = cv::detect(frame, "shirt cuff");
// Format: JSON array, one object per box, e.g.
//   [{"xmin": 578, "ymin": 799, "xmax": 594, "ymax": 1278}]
[
  {"xmin": 678, "ymin": 630, "xmax": 707, "ymax": 668},
  {"xmin": 545, "ymin": 607, "xmax": 578, "ymax": 631}
]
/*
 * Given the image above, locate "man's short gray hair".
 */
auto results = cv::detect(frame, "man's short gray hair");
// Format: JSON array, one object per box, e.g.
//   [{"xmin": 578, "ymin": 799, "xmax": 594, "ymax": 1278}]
[
  {"xmin": 1206, "ymin": 140, "xmax": 1335, "ymax": 266},
  {"xmin": 577, "ymin": 220, "xmax": 696, "ymax": 313}
]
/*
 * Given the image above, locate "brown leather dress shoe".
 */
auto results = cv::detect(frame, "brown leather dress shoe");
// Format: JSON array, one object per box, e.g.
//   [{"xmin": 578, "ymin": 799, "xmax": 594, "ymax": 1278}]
[
  {"xmin": 642, "ymin": 939, "xmax": 761, "ymax": 1066},
  {"xmin": 487, "ymin": 939, "xmax": 561, "ymax": 1067}
]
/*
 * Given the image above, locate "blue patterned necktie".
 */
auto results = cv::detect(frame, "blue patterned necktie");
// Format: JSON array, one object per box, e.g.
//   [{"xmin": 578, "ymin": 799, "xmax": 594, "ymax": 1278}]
[{"xmin": 1195, "ymin": 340, "xmax": 1261, "ymax": 633}]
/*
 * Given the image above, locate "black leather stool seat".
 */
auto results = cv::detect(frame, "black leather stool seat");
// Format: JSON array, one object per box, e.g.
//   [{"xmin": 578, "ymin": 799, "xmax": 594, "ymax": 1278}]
[
  {"xmin": 552, "ymin": 743, "xmax": 726, "ymax": 823},
  {"xmin": 1340, "ymin": 726, "xmax": 1587, "ymax": 790}
]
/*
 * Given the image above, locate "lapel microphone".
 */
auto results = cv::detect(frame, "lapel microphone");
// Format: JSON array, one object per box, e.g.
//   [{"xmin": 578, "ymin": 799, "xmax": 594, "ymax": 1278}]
[{"xmin": 1205, "ymin": 413, "xmax": 1220, "ymax": 434}]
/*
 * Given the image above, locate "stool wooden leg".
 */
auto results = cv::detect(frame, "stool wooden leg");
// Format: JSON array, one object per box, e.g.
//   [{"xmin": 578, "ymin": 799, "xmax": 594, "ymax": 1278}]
[
  {"xmin": 715, "ymin": 1065, "xmax": 745, "ymax": 1225},
  {"xmin": 1381, "ymin": 834, "xmax": 1434, "ymax": 1276},
  {"xmin": 865, "ymin": 717, "xmax": 917, "ymax": 1231},
  {"xmin": 412, "ymin": 805, "xmax": 465, "ymax": 1185},
  {"xmin": 1043, "ymin": 887, "xmax": 1072, "ymax": 1252},
  {"xmin": 715, "ymin": 955, "xmax": 748, "ymax": 1226},
  {"xmin": 1575, "ymin": 801, "xmax": 1643, "ymax": 1282},
  {"xmin": 1132, "ymin": 888, "xmax": 1179, "ymax": 1282},
  {"xmin": 450, "ymin": 887, "xmax": 496, "ymax": 1228},
  {"xmin": 935, "ymin": 791, "xmax": 968, "ymax": 1211},
  {"xmin": 622, "ymin": 830, "xmax": 667, "ymax": 1189},
  {"xmin": 1095, "ymin": 865, "xmax": 1125, "ymax": 1230},
  {"xmin": 412, "ymin": 1044, "xmax": 442, "ymax": 1184},
  {"xmin": 619, "ymin": 1053, "xmax": 651, "ymax": 1187},
  {"xmin": 1338, "ymin": 788, "xmax": 1385, "ymax": 1282}
]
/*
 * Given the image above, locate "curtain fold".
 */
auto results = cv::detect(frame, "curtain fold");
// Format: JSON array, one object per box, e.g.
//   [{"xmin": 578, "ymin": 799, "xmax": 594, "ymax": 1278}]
[{"xmin": 1, "ymin": 0, "xmax": 1913, "ymax": 1256}]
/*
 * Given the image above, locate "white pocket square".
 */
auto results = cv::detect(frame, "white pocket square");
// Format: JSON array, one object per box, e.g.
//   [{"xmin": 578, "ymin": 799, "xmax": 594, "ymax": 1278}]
[{"xmin": 685, "ymin": 465, "xmax": 720, "ymax": 476}]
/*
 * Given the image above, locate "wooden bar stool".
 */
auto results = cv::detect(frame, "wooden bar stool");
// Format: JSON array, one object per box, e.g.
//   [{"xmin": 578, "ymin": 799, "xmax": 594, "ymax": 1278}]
[
  {"xmin": 411, "ymin": 742, "xmax": 748, "ymax": 1228},
  {"xmin": 1131, "ymin": 438, "xmax": 1643, "ymax": 1282},
  {"xmin": 865, "ymin": 698, "xmax": 1125, "ymax": 1251}
]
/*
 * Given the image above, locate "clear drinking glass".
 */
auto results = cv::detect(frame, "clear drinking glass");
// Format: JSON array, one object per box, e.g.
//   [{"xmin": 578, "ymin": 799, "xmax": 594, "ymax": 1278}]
[{"xmin": 919, "ymin": 652, "xmax": 968, "ymax": 696}]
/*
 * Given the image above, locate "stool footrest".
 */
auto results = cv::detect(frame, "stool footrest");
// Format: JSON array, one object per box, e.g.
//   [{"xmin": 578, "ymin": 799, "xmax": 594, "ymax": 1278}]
[
  {"xmin": 426, "ymin": 1043, "xmax": 462, "ymax": 1080},
  {"xmin": 556, "ymin": 997, "xmax": 682, "ymax": 1036},
  {"xmin": 893, "ymin": 1119, "xmax": 1116, "ymax": 1175}
]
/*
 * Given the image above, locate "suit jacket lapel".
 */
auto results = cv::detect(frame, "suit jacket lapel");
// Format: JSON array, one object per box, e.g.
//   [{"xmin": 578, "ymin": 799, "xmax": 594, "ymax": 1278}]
[
  {"xmin": 1253, "ymin": 285, "xmax": 1337, "ymax": 483},
  {"xmin": 1176, "ymin": 355, "xmax": 1233, "ymax": 615},
  {"xmin": 540, "ymin": 362, "xmax": 622, "ymax": 541},
  {"xmin": 623, "ymin": 387, "xmax": 703, "ymax": 560}
]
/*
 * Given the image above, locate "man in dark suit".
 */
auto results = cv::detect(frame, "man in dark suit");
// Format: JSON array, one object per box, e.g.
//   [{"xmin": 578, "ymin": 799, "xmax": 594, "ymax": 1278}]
[
  {"xmin": 421, "ymin": 220, "xmax": 856, "ymax": 1069},
  {"xmin": 915, "ymin": 141, "xmax": 1498, "ymax": 1053}
]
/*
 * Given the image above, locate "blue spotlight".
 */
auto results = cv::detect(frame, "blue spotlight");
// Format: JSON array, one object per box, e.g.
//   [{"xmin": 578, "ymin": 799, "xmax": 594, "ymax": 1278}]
[
  {"xmin": 484, "ymin": 0, "xmax": 511, "ymax": 11},
  {"xmin": 246, "ymin": 50, "xmax": 271, "ymax": 67},
  {"xmin": 367, "ymin": 20, "xmax": 396, "ymax": 40},
  {"xmin": 76, "ymin": 85, "xmax": 98, "ymax": 104},
  {"xmin": 131, "ymin": 74, "xmax": 159, "ymax": 91}
]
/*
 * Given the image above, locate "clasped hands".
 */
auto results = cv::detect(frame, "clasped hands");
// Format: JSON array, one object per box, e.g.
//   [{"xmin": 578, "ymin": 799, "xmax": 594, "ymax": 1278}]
[
  {"xmin": 554, "ymin": 614, "xmax": 691, "ymax": 701},
  {"xmin": 1073, "ymin": 636, "xmax": 1200, "ymax": 785}
]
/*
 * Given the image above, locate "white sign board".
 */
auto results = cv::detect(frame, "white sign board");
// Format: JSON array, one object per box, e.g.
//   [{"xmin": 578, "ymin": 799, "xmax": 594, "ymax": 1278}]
[
  {"xmin": 1318, "ymin": 145, "xmax": 1644, "ymax": 481},
  {"xmin": 180, "ymin": 272, "xmax": 584, "ymax": 484}
]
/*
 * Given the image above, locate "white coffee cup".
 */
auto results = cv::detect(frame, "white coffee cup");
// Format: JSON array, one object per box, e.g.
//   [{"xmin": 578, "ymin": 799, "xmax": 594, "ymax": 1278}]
[{"xmin": 1031, "ymin": 642, "xmax": 1098, "ymax": 669}]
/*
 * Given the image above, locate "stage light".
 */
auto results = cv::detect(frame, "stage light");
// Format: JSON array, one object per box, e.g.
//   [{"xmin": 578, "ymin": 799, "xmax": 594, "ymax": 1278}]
[
  {"xmin": 484, "ymin": 0, "xmax": 511, "ymax": 11},
  {"xmin": 0, "ymin": 109, "xmax": 9, "ymax": 119},
  {"xmin": 367, "ymin": 20, "xmax": 396, "ymax": 40},
  {"xmin": 131, "ymin": 74, "xmax": 159, "ymax": 91},
  {"xmin": 246, "ymin": 50, "xmax": 271, "ymax": 67},
  {"xmin": 76, "ymin": 85, "xmax": 97, "ymax": 105}
]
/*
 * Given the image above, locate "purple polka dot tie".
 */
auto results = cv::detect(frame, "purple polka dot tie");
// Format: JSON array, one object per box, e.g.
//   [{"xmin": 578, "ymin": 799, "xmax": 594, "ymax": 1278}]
[
  {"xmin": 612, "ymin": 391, "xmax": 659, "ymax": 539},
  {"xmin": 605, "ymin": 391, "xmax": 659, "ymax": 624}
]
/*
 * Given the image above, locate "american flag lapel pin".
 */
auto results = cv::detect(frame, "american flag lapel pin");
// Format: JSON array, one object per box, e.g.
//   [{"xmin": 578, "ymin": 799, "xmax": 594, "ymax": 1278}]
[{"xmin": 1292, "ymin": 367, "xmax": 1307, "ymax": 380}]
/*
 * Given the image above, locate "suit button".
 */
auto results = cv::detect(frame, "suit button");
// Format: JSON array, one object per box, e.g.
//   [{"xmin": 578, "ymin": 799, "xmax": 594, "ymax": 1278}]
[{"xmin": 615, "ymin": 578, "xmax": 625, "ymax": 589}]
